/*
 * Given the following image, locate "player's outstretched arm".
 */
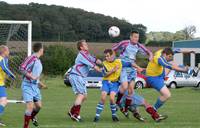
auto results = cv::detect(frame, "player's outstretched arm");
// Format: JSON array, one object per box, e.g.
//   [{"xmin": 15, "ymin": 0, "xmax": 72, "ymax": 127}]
[
  {"xmin": 138, "ymin": 43, "xmax": 153, "ymax": 61},
  {"xmin": 158, "ymin": 57, "xmax": 173, "ymax": 70},
  {"xmin": 158, "ymin": 57, "xmax": 188, "ymax": 73},
  {"xmin": 122, "ymin": 61, "xmax": 144, "ymax": 73},
  {"xmin": 172, "ymin": 65, "xmax": 188, "ymax": 73},
  {"xmin": 112, "ymin": 40, "xmax": 128, "ymax": 52}
]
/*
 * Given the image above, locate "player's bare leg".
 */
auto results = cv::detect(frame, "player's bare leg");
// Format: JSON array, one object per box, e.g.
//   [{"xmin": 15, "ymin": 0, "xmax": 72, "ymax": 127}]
[
  {"xmin": 154, "ymin": 86, "xmax": 171, "ymax": 111},
  {"xmin": 160, "ymin": 87, "xmax": 171, "ymax": 101},
  {"xmin": 150, "ymin": 86, "xmax": 170, "ymax": 122}
]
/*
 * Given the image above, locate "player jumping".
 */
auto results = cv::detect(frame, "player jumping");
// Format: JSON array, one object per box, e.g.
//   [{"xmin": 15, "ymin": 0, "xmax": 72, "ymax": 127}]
[{"xmin": 112, "ymin": 30, "xmax": 153, "ymax": 115}]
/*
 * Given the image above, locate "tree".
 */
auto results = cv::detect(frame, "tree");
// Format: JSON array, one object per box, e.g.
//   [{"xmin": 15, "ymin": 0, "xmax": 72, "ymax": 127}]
[
  {"xmin": 0, "ymin": 2, "xmax": 147, "ymax": 42},
  {"xmin": 173, "ymin": 30, "xmax": 186, "ymax": 41},
  {"xmin": 146, "ymin": 31, "xmax": 174, "ymax": 46},
  {"xmin": 183, "ymin": 25, "xmax": 196, "ymax": 39}
]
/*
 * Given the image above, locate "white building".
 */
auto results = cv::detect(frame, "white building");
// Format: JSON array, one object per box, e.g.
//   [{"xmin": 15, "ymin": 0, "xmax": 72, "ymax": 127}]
[{"xmin": 173, "ymin": 40, "xmax": 200, "ymax": 67}]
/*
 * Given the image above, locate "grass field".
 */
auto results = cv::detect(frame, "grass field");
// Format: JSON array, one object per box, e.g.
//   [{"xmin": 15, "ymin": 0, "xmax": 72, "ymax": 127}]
[{"xmin": 3, "ymin": 77, "xmax": 200, "ymax": 128}]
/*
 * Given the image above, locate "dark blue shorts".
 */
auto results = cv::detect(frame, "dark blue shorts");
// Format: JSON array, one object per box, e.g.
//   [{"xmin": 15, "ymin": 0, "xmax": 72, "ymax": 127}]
[
  {"xmin": 0, "ymin": 86, "xmax": 7, "ymax": 98},
  {"xmin": 147, "ymin": 76, "xmax": 165, "ymax": 91}
]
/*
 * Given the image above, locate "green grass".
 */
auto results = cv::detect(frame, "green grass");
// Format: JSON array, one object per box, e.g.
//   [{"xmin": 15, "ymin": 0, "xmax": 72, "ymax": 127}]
[{"xmin": 3, "ymin": 77, "xmax": 200, "ymax": 128}]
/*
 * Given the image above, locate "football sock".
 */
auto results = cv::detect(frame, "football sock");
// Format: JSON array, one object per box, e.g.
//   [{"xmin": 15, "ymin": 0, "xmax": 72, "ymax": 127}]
[
  {"xmin": 125, "ymin": 96, "xmax": 132, "ymax": 112},
  {"xmin": 110, "ymin": 103, "xmax": 117, "ymax": 117},
  {"xmin": 70, "ymin": 105, "xmax": 81, "ymax": 116},
  {"xmin": 31, "ymin": 107, "xmax": 40, "ymax": 119},
  {"xmin": 95, "ymin": 102, "xmax": 104, "ymax": 118},
  {"xmin": 146, "ymin": 107, "xmax": 159, "ymax": 119},
  {"xmin": 154, "ymin": 98, "xmax": 165, "ymax": 110},
  {"xmin": 76, "ymin": 105, "xmax": 81, "ymax": 116},
  {"xmin": 24, "ymin": 111, "xmax": 32, "ymax": 128}
]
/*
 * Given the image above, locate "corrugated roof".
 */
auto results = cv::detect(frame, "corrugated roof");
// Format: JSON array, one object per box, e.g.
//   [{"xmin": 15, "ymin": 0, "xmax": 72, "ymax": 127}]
[{"xmin": 173, "ymin": 39, "xmax": 200, "ymax": 48}]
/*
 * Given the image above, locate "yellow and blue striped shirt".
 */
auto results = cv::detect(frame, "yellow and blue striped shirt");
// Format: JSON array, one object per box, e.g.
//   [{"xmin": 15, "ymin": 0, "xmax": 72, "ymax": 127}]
[
  {"xmin": 146, "ymin": 49, "xmax": 172, "ymax": 77},
  {"xmin": 0, "ymin": 56, "xmax": 15, "ymax": 86}
]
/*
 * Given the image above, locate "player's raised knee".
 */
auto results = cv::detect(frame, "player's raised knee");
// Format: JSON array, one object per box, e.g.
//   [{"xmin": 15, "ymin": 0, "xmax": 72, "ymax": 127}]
[{"xmin": 165, "ymin": 92, "xmax": 171, "ymax": 100}]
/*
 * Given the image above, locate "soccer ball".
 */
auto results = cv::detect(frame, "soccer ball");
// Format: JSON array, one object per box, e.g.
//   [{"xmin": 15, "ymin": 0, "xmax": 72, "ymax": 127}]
[{"xmin": 108, "ymin": 26, "xmax": 120, "ymax": 37}]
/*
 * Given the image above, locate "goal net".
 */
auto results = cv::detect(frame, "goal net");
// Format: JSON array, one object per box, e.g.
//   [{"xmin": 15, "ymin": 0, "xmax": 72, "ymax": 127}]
[{"xmin": 0, "ymin": 20, "xmax": 32, "ymax": 88}]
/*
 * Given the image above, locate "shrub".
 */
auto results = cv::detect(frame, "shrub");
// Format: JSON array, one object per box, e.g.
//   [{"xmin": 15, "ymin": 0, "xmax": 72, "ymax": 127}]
[{"xmin": 41, "ymin": 45, "xmax": 76, "ymax": 75}]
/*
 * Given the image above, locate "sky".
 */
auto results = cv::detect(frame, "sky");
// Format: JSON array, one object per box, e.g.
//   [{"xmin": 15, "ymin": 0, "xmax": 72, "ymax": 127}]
[{"xmin": 4, "ymin": 0, "xmax": 200, "ymax": 37}]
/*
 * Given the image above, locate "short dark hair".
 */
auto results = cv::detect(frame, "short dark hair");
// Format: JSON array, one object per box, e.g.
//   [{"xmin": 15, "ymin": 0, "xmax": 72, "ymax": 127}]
[
  {"xmin": 33, "ymin": 43, "xmax": 43, "ymax": 53},
  {"xmin": 130, "ymin": 30, "xmax": 139, "ymax": 36},
  {"xmin": 162, "ymin": 47, "xmax": 174, "ymax": 55},
  {"xmin": 104, "ymin": 49, "xmax": 113, "ymax": 55},
  {"xmin": 77, "ymin": 39, "xmax": 86, "ymax": 51}
]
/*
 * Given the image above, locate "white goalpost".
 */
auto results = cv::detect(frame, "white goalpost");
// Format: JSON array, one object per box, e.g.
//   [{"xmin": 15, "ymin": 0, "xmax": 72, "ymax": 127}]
[
  {"xmin": 0, "ymin": 20, "xmax": 32, "ymax": 104},
  {"xmin": 0, "ymin": 20, "xmax": 32, "ymax": 56}
]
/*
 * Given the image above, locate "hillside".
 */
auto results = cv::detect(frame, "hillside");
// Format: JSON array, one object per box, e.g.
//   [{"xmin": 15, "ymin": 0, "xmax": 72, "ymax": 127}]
[{"xmin": 0, "ymin": 1, "xmax": 147, "ymax": 43}]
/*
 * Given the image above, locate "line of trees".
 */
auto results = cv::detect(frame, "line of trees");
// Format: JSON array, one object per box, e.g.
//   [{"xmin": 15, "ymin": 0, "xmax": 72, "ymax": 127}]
[
  {"xmin": 146, "ymin": 25, "xmax": 196, "ymax": 46},
  {"xmin": 146, "ymin": 25, "xmax": 197, "ymax": 47},
  {"xmin": 0, "ymin": 1, "xmax": 147, "ymax": 43}
]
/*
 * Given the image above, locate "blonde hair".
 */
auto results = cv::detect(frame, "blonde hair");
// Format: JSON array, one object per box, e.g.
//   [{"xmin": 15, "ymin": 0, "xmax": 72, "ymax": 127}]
[{"xmin": 0, "ymin": 45, "xmax": 8, "ymax": 55}]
